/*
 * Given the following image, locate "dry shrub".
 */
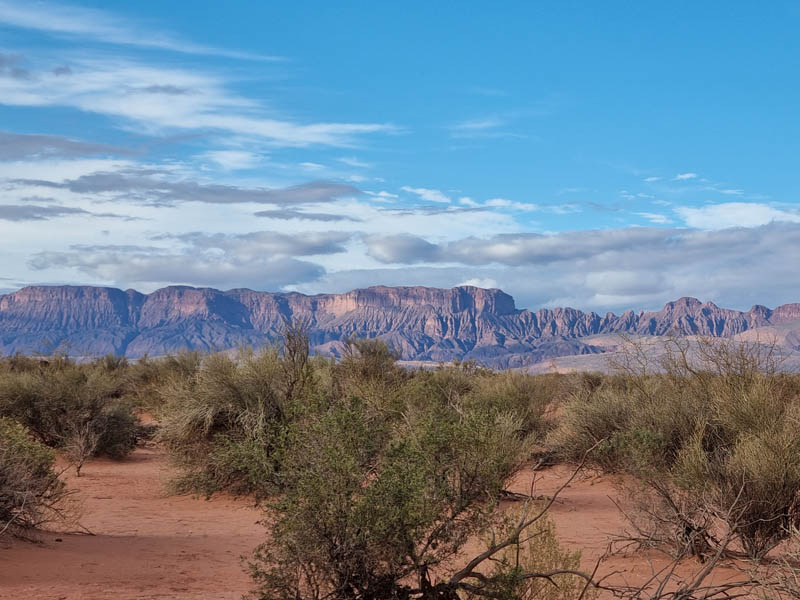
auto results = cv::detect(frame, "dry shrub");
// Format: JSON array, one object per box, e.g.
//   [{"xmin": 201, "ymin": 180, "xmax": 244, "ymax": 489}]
[
  {"xmin": 120, "ymin": 351, "xmax": 202, "ymax": 414},
  {"xmin": 467, "ymin": 508, "xmax": 595, "ymax": 600},
  {"xmin": 157, "ymin": 334, "xmax": 314, "ymax": 498},
  {"xmin": 151, "ymin": 332, "xmax": 583, "ymax": 599},
  {"xmin": 0, "ymin": 418, "xmax": 71, "ymax": 537},
  {"xmin": 0, "ymin": 355, "xmax": 140, "ymax": 475},
  {"xmin": 247, "ymin": 366, "xmax": 583, "ymax": 600},
  {"xmin": 551, "ymin": 336, "xmax": 800, "ymax": 559}
]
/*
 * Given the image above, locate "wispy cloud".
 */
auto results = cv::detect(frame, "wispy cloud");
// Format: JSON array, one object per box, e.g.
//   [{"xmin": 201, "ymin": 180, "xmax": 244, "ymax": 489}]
[
  {"xmin": 364, "ymin": 190, "xmax": 398, "ymax": 202},
  {"xmin": 450, "ymin": 116, "xmax": 504, "ymax": 132},
  {"xmin": 675, "ymin": 202, "xmax": 800, "ymax": 230},
  {"xmin": 674, "ymin": 172, "xmax": 698, "ymax": 180},
  {"xmin": 254, "ymin": 208, "xmax": 361, "ymax": 222},
  {"xmin": 11, "ymin": 170, "xmax": 361, "ymax": 207},
  {"xmin": 448, "ymin": 115, "xmax": 524, "ymax": 139},
  {"xmin": 0, "ymin": 0, "xmax": 279, "ymax": 60},
  {"xmin": 199, "ymin": 150, "xmax": 261, "ymax": 170},
  {"xmin": 635, "ymin": 211, "xmax": 672, "ymax": 225},
  {"xmin": 337, "ymin": 156, "xmax": 372, "ymax": 168},
  {"xmin": 0, "ymin": 202, "xmax": 135, "ymax": 221},
  {"xmin": 485, "ymin": 198, "xmax": 538, "ymax": 211},
  {"xmin": 0, "ymin": 55, "xmax": 394, "ymax": 147},
  {"xmin": 0, "ymin": 130, "xmax": 133, "ymax": 160},
  {"xmin": 400, "ymin": 186, "xmax": 451, "ymax": 204}
]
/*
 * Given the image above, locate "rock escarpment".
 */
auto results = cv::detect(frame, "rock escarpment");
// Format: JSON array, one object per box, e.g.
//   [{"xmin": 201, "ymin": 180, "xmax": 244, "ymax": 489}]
[{"xmin": 1, "ymin": 285, "xmax": 798, "ymax": 368}]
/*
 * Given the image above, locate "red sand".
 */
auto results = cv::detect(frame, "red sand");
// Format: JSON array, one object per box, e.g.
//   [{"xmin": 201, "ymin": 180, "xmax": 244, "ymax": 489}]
[
  {"xmin": 0, "ymin": 449, "xmax": 749, "ymax": 599},
  {"xmin": 0, "ymin": 448, "xmax": 264, "ymax": 599}
]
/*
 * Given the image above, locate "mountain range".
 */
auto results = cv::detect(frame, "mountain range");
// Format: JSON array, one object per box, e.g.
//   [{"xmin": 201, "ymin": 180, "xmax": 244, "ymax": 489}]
[{"xmin": 1, "ymin": 284, "xmax": 799, "ymax": 368}]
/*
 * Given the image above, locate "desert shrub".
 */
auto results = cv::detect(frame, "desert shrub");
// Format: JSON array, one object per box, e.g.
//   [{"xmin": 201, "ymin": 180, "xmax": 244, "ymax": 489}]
[
  {"xmin": 466, "ymin": 509, "xmax": 593, "ymax": 600},
  {"xmin": 330, "ymin": 337, "xmax": 407, "ymax": 406},
  {"xmin": 157, "ymin": 341, "xmax": 313, "ymax": 499},
  {"xmin": 153, "ymin": 332, "xmax": 586, "ymax": 598},
  {"xmin": 248, "ymin": 382, "xmax": 589, "ymax": 600},
  {"xmin": 121, "ymin": 351, "xmax": 202, "ymax": 414},
  {"xmin": 550, "ymin": 337, "xmax": 800, "ymax": 559},
  {"xmin": 0, "ymin": 356, "xmax": 139, "ymax": 473},
  {"xmin": 465, "ymin": 371, "xmax": 559, "ymax": 437},
  {"xmin": 0, "ymin": 418, "xmax": 69, "ymax": 537},
  {"xmin": 414, "ymin": 367, "xmax": 565, "ymax": 439}
]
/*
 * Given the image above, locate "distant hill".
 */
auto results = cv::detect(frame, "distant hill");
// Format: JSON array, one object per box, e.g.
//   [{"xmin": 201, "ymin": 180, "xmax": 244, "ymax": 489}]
[{"xmin": 1, "ymin": 284, "xmax": 799, "ymax": 368}]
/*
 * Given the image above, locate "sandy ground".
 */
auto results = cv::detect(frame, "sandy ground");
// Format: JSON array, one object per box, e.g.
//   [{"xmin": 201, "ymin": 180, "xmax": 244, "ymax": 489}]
[
  {"xmin": 0, "ymin": 448, "xmax": 264, "ymax": 600},
  {"xmin": 0, "ymin": 449, "xmax": 748, "ymax": 600}
]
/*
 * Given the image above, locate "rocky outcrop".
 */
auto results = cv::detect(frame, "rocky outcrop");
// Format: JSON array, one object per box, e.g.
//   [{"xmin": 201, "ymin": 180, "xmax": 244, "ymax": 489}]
[{"xmin": 1, "ymin": 284, "xmax": 798, "ymax": 367}]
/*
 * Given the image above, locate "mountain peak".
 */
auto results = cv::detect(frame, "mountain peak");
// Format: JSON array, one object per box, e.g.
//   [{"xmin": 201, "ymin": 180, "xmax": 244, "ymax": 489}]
[{"xmin": 663, "ymin": 296, "xmax": 703, "ymax": 310}]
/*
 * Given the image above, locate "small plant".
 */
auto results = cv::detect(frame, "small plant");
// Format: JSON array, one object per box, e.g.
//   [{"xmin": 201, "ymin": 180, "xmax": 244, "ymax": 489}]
[{"xmin": 63, "ymin": 421, "xmax": 100, "ymax": 477}]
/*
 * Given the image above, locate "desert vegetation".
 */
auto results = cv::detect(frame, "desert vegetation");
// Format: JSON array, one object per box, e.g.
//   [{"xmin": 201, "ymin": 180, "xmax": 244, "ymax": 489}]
[
  {"xmin": 551, "ymin": 338, "xmax": 800, "ymax": 563},
  {"xmin": 0, "ymin": 353, "xmax": 146, "ymax": 474},
  {"xmin": 0, "ymin": 417, "xmax": 71, "ymax": 538},
  {"xmin": 3, "ymin": 332, "xmax": 800, "ymax": 599}
]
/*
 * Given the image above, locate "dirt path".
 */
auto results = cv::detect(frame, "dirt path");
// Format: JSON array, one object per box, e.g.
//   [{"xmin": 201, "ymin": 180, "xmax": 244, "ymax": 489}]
[{"xmin": 0, "ymin": 448, "xmax": 264, "ymax": 600}]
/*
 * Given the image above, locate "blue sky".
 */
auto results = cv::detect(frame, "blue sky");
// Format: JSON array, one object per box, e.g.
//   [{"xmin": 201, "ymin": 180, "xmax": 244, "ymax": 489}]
[{"xmin": 1, "ymin": 1, "xmax": 799, "ymax": 312}]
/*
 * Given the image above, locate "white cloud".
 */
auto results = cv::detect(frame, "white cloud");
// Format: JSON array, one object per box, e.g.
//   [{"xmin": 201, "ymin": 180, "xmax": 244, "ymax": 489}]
[
  {"xmin": 0, "ymin": 0, "xmax": 277, "ymax": 60},
  {"xmin": 0, "ymin": 55, "xmax": 393, "ymax": 147},
  {"xmin": 485, "ymin": 198, "xmax": 538, "ymax": 211},
  {"xmin": 200, "ymin": 150, "xmax": 261, "ymax": 170},
  {"xmin": 338, "ymin": 157, "xmax": 371, "ymax": 168},
  {"xmin": 643, "ymin": 176, "xmax": 661, "ymax": 182},
  {"xmin": 636, "ymin": 212, "xmax": 672, "ymax": 225},
  {"xmin": 675, "ymin": 202, "xmax": 800, "ymax": 230},
  {"xmin": 365, "ymin": 190, "xmax": 398, "ymax": 202},
  {"xmin": 400, "ymin": 186, "xmax": 451, "ymax": 203},
  {"xmin": 674, "ymin": 172, "xmax": 698, "ymax": 180},
  {"xmin": 457, "ymin": 277, "xmax": 499, "ymax": 289}
]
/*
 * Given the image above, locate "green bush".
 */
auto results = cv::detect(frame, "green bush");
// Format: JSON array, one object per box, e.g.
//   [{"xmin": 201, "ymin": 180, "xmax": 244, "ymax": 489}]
[
  {"xmin": 249, "ymin": 394, "xmax": 545, "ymax": 599},
  {"xmin": 0, "ymin": 355, "xmax": 140, "ymax": 473},
  {"xmin": 550, "ymin": 338, "xmax": 800, "ymax": 559},
  {"xmin": 157, "ymin": 345, "xmax": 311, "ymax": 499},
  {"xmin": 0, "ymin": 418, "xmax": 69, "ymax": 537},
  {"xmin": 245, "ymin": 339, "xmax": 591, "ymax": 600},
  {"xmin": 152, "ymin": 333, "xmax": 584, "ymax": 599}
]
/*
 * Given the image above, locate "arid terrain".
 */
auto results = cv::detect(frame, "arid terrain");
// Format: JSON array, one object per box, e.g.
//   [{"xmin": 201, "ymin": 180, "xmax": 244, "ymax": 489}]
[
  {"xmin": 0, "ymin": 447, "xmax": 264, "ymax": 600},
  {"xmin": 1, "ymin": 447, "xmax": 744, "ymax": 600}
]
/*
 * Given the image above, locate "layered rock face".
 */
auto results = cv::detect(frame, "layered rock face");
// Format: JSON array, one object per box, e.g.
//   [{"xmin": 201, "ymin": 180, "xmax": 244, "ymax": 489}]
[{"xmin": 0, "ymin": 285, "xmax": 798, "ymax": 367}]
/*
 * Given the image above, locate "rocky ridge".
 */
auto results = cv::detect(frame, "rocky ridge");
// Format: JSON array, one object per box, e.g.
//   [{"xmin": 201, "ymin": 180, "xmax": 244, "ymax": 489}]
[{"xmin": 1, "ymin": 285, "xmax": 799, "ymax": 368}]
